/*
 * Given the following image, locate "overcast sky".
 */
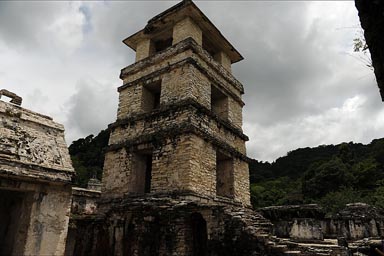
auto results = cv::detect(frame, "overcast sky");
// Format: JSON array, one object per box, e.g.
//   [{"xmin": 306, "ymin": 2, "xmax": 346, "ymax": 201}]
[{"xmin": 0, "ymin": 1, "xmax": 383, "ymax": 162}]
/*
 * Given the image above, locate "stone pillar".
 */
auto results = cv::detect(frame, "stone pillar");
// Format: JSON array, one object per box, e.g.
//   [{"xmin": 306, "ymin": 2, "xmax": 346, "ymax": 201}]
[
  {"xmin": 135, "ymin": 38, "xmax": 155, "ymax": 62},
  {"xmin": 214, "ymin": 51, "xmax": 232, "ymax": 72},
  {"xmin": 172, "ymin": 17, "xmax": 202, "ymax": 45}
]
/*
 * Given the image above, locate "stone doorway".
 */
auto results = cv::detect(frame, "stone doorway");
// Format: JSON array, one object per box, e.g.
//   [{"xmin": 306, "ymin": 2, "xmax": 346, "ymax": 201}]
[
  {"xmin": 0, "ymin": 189, "xmax": 32, "ymax": 256},
  {"xmin": 190, "ymin": 213, "xmax": 208, "ymax": 256}
]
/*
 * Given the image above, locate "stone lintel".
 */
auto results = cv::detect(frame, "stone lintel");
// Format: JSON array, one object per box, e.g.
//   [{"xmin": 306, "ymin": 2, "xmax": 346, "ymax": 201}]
[
  {"xmin": 72, "ymin": 187, "xmax": 102, "ymax": 198},
  {"xmin": 0, "ymin": 89, "xmax": 22, "ymax": 106},
  {"xmin": 0, "ymin": 160, "xmax": 73, "ymax": 184},
  {"xmin": 120, "ymin": 38, "xmax": 245, "ymax": 95},
  {"xmin": 109, "ymin": 98, "xmax": 248, "ymax": 141}
]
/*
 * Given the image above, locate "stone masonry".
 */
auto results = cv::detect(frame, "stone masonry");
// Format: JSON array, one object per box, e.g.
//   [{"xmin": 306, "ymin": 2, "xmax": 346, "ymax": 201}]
[
  {"xmin": 65, "ymin": 1, "xmax": 276, "ymax": 255},
  {"xmin": 0, "ymin": 91, "xmax": 74, "ymax": 255},
  {"xmin": 102, "ymin": 0, "xmax": 250, "ymax": 206}
]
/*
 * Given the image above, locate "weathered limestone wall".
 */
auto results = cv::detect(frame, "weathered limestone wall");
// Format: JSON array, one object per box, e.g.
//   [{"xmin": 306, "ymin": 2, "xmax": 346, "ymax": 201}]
[
  {"xmin": 66, "ymin": 198, "xmax": 272, "ymax": 256},
  {"xmin": 135, "ymin": 38, "xmax": 155, "ymax": 62},
  {"xmin": 172, "ymin": 17, "xmax": 202, "ymax": 46},
  {"xmin": 233, "ymin": 159, "xmax": 251, "ymax": 206},
  {"xmin": 261, "ymin": 203, "xmax": 384, "ymax": 241},
  {"xmin": 106, "ymin": 38, "xmax": 251, "ymax": 206},
  {"xmin": 119, "ymin": 38, "xmax": 244, "ymax": 129},
  {"xmin": 102, "ymin": 148, "xmax": 131, "ymax": 196},
  {"xmin": 71, "ymin": 187, "xmax": 101, "ymax": 215},
  {"xmin": 0, "ymin": 97, "xmax": 74, "ymax": 256},
  {"xmin": 214, "ymin": 51, "xmax": 232, "ymax": 72},
  {"xmin": 103, "ymin": 133, "xmax": 249, "ymax": 205},
  {"xmin": 0, "ymin": 100, "xmax": 73, "ymax": 178},
  {"xmin": 110, "ymin": 104, "xmax": 247, "ymax": 154}
]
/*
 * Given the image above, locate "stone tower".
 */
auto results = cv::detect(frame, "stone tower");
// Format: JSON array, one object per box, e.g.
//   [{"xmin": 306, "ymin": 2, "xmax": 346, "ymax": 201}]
[
  {"xmin": 102, "ymin": 0, "xmax": 250, "ymax": 207},
  {"xmin": 65, "ymin": 2, "xmax": 275, "ymax": 255}
]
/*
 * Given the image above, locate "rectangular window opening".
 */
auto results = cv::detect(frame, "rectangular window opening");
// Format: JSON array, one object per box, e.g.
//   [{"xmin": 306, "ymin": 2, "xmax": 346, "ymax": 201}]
[
  {"xmin": 154, "ymin": 37, "xmax": 173, "ymax": 53},
  {"xmin": 202, "ymin": 35, "xmax": 217, "ymax": 59},
  {"xmin": 142, "ymin": 80, "xmax": 161, "ymax": 112},
  {"xmin": 132, "ymin": 151, "xmax": 153, "ymax": 195},
  {"xmin": 216, "ymin": 151, "xmax": 234, "ymax": 198},
  {"xmin": 151, "ymin": 28, "xmax": 173, "ymax": 54},
  {"xmin": 211, "ymin": 85, "xmax": 229, "ymax": 120}
]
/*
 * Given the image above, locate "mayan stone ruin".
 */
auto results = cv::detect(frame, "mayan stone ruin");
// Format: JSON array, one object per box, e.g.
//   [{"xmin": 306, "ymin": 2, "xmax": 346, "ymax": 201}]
[
  {"xmin": 0, "ymin": 90, "xmax": 74, "ymax": 255},
  {"xmin": 65, "ymin": 1, "xmax": 275, "ymax": 255},
  {"xmin": 1, "ymin": 1, "xmax": 384, "ymax": 256}
]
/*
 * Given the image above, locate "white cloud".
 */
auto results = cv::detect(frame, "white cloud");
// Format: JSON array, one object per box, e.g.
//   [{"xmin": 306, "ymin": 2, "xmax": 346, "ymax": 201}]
[{"xmin": 0, "ymin": 1, "xmax": 383, "ymax": 161}]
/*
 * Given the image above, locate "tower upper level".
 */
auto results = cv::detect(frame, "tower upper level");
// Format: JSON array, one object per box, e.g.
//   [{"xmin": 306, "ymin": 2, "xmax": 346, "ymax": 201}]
[
  {"xmin": 117, "ymin": 0, "xmax": 246, "ymax": 131},
  {"xmin": 123, "ymin": 0, "xmax": 243, "ymax": 72}
]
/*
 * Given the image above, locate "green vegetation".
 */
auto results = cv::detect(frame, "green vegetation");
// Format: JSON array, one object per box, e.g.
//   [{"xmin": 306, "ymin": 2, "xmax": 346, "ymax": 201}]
[
  {"xmin": 250, "ymin": 138, "xmax": 384, "ymax": 213},
  {"xmin": 68, "ymin": 129, "xmax": 110, "ymax": 187},
  {"xmin": 67, "ymin": 129, "xmax": 383, "ymax": 214}
]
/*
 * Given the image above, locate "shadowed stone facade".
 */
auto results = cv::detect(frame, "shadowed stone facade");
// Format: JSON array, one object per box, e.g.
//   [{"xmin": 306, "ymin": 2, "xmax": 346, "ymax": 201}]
[
  {"xmin": 0, "ymin": 92, "xmax": 74, "ymax": 255},
  {"xmin": 103, "ymin": 0, "xmax": 250, "ymax": 206}
]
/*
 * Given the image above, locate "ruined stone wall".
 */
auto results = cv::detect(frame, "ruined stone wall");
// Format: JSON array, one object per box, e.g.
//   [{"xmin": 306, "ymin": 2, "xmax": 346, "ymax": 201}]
[
  {"xmin": 103, "ymin": 132, "xmax": 249, "ymax": 205},
  {"xmin": 261, "ymin": 204, "xmax": 384, "ymax": 241},
  {"xmin": 110, "ymin": 103, "xmax": 247, "ymax": 154},
  {"xmin": 102, "ymin": 148, "xmax": 131, "ymax": 196},
  {"xmin": 71, "ymin": 187, "xmax": 101, "ymax": 216},
  {"xmin": 0, "ymin": 98, "xmax": 74, "ymax": 256},
  {"xmin": 66, "ymin": 197, "xmax": 272, "ymax": 256},
  {"xmin": 0, "ymin": 100, "xmax": 73, "ymax": 179}
]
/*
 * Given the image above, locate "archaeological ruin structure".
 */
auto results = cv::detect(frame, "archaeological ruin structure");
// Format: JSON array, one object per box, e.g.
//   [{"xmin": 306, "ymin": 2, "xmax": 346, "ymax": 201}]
[
  {"xmin": 64, "ymin": 1, "xmax": 384, "ymax": 255},
  {"xmin": 0, "ymin": 90, "xmax": 74, "ymax": 255},
  {"xmin": 2, "ymin": 1, "xmax": 384, "ymax": 255},
  {"xmin": 64, "ymin": 1, "xmax": 276, "ymax": 255}
]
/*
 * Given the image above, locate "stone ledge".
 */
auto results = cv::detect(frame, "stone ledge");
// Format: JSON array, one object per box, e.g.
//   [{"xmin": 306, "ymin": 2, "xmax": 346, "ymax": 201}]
[
  {"xmin": 98, "ymin": 190, "xmax": 246, "ymax": 208},
  {"xmin": 110, "ymin": 98, "xmax": 248, "ymax": 141},
  {"xmin": 72, "ymin": 187, "xmax": 101, "ymax": 198},
  {"xmin": 106, "ymin": 123, "xmax": 251, "ymax": 162}
]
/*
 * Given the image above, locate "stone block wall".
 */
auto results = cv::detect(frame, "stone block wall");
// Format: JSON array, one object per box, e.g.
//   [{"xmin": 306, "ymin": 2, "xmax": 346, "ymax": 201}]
[
  {"xmin": 119, "ymin": 39, "xmax": 244, "ymax": 130},
  {"xmin": 172, "ymin": 17, "xmax": 202, "ymax": 46},
  {"xmin": 65, "ymin": 197, "xmax": 272, "ymax": 256},
  {"xmin": 0, "ymin": 98, "xmax": 74, "ymax": 256},
  {"xmin": 261, "ymin": 203, "xmax": 384, "ymax": 241},
  {"xmin": 106, "ymin": 37, "xmax": 251, "ymax": 206},
  {"xmin": 102, "ymin": 132, "xmax": 250, "ymax": 205}
]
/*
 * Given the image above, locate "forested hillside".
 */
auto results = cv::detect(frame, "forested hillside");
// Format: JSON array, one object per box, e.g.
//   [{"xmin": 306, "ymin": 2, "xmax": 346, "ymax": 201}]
[
  {"xmin": 250, "ymin": 138, "xmax": 384, "ymax": 212},
  {"xmin": 68, "ymin": 129, "xmax": 109, "ymax": 187},
  {"xmin": 68, "ymin": 131, "xmax": 384, "ymax": 213}
]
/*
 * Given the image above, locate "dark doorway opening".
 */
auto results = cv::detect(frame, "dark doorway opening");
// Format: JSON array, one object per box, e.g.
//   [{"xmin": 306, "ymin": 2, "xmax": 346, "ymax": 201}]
[
  {"xmin": 132, "ymin": 151, "xmax": 153, "ymax": 194},
  {"xmin": 216, "ymin": 151, "xmax": 234, "ymax": 198},
  {"xmin": 190, "ymin": 213, "xmax": 208, "ymax": 256},
  {"xmin": 0, "ymin": 189, "xmax": 32, "ymax": 256}
]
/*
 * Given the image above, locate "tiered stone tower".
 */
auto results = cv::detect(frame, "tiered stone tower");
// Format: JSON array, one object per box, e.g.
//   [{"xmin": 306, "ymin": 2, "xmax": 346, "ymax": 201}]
[
  {"xmin": 66, "ymin": 2, "xmax": 275, "ymax": 255},
  {"xmin": 102, "ymin": 0, "xmax": 250, "ymax": 207}
]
